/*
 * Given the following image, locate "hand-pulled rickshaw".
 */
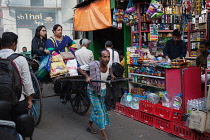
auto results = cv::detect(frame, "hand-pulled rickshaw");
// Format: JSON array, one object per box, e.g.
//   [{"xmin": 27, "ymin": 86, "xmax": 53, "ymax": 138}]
[{"xmin": 26, "ymin": 57, "xmax": 129, "ymax": 126}]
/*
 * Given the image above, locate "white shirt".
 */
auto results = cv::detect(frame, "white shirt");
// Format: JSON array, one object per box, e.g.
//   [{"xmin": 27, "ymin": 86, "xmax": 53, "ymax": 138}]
[
  {"xmin": 75, "ymin": 47, "xmax": 94, "ymax": 65},
  {"xmin": 80, "ymin": 64, "xmax": 109, "ymax": 89},
  {"xmin": 106, "ymin": 48, "xmax": 120, "ymax": 67},
  {"xmin": 0, "ymin": 49, "xmax": 34, "ymax": 101}
]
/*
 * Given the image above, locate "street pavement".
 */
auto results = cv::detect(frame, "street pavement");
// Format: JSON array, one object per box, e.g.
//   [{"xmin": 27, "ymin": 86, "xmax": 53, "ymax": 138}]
[{"xmin": 33, "ymin": 84, "xmax": 182, "ymax": 140}]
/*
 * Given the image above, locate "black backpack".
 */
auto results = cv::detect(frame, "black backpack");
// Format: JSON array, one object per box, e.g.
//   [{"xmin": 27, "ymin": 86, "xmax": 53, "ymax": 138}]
[
  {"xmin": 0, "ymin": 53, "xmax": 22, "ymax": 105},
  {"xmin": 111, "ymin": 49, "xmax": 124, "ymax": 77}
]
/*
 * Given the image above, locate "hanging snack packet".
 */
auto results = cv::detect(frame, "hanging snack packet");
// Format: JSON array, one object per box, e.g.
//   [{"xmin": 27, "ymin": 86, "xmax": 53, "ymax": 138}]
[{"xmin": 146, "ymin": 0, "xmax": 164, "ymax": 20}]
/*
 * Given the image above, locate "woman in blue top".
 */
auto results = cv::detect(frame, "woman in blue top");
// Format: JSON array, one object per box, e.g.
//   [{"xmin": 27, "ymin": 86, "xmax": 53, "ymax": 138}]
[
  {"xmin": 46, "ymin": 24, "xmax": 77, "ymax": 102},
  {"xmin": 46, "ymin": 24, "xmax": 76, "ymax": 55}
]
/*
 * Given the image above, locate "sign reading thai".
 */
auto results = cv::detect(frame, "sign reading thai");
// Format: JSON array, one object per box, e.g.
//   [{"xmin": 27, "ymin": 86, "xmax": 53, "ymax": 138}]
[{"xmin": 16, "ymin": 10, "xmax": 56, "ymax": 28}]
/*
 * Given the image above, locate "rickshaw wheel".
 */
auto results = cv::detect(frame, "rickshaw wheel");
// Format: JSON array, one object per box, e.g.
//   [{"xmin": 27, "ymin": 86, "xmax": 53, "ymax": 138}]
[
  {"xmin": 28, "ymin": 72, "xmax": 42, "ymax": 126},
  {"xmin": 68, "ymin": 82, "xmax": 90, "ymax": 115}
]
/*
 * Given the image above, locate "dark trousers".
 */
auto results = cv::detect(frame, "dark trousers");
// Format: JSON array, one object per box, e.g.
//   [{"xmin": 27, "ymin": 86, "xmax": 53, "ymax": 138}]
[
  {"xmin": 105, "ymin": 82, "xmax": 121, "ymax": 109},
  {"xmin": 11, "ymin": 99, "xmax": 28, "ymax": 123}
]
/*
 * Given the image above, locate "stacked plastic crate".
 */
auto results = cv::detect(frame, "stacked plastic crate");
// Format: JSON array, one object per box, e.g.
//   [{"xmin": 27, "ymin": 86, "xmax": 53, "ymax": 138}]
[{"xmin": 115, "ymin": 101, "xmax": 199, "ymax": 140}]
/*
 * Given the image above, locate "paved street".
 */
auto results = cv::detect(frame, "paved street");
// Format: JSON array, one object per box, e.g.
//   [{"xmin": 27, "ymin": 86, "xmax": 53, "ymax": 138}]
[{"xmin": 33, "ymin": 84, "xmax": 182, "ymax": 140}]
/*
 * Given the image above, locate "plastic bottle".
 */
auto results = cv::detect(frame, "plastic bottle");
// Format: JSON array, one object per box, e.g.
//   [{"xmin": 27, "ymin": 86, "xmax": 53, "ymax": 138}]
[
  {"xmin": 120, "ymin": 91, "xmax": 128, "ymax": 105},
  {"xmin": 147, "ymin": 93, "xmax": 160, "ymax": 104},
  {"xmin": 207, "ymin": 53, "xmax": 210, "ymax": 69},
  {"xmin": 170, "ymin": 93, "xmax": 182, "ymax": 110},
  {"xmin": 162, "ymin": 91, "xmax": 171, "ymax": 108},
  {"xmin": 125, "ymin": 93, "xmax": 133, "ymax": 107},
  {"xmin": 131, "ymin": 95, "xmax": 139, "ymax": 109}
]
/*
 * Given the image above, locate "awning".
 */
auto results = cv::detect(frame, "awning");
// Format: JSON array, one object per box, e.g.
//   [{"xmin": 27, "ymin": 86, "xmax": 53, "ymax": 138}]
[{"xmin": 74, "ymin": 0, "xmax": 112, "ymax": 31}]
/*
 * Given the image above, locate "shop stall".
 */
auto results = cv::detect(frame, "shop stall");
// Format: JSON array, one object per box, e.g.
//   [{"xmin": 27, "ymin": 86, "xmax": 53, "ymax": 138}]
[{"xmin": 114, "ymin": 0, "xmax": 210, "ymax": 139}]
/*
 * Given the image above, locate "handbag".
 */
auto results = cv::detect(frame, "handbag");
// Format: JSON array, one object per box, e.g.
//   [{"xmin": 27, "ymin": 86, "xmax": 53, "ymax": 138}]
[{"xmin": 37, "ymin": 55, "xmax": 51, "ymax": 80}]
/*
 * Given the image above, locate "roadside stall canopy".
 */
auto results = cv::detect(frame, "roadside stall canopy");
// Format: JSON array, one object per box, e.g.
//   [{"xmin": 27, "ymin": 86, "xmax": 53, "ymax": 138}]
[{"xmin": 74, "ymin": 0, "xmax": 112, "ymax": 31}]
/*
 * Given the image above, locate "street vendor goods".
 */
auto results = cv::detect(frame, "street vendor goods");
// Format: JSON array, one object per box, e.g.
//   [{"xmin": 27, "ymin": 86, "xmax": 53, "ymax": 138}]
[{"xmin": 50, "ymin": 54, "xmax": 68, "ymax": 78}]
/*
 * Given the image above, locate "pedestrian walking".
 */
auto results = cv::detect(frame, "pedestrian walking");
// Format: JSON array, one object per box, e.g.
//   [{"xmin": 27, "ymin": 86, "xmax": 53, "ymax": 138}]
[
  {"xmin": 75, "ymin": 38, "xmax": 94, "ymax": 65},
  {"xmin": 0, "ymin": 32, "xmax": 34, "ymax": 122},
  {"xmin": 78, "ymin": 49, "xmax": 114, "ymax": 140},
  {"xmin": 104, "ymin": 41, "xmax": 121, "ymax": 110}
]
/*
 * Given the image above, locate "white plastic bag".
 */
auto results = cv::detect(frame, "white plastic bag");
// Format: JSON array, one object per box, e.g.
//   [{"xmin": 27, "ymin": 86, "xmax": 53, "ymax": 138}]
[
  {"xmin": 66, "ymin": 59, "xmax": 78, "ymax": 76},
  {"xmin": 189, "ymin": 109, "xmax": 206, "ymax": 133}
]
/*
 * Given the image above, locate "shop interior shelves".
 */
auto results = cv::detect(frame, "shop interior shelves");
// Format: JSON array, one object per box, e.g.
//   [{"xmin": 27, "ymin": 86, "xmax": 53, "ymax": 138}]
[
  {"xmin": 129, "ymin": 73, "xmax": 165, "ymax": 79},
  {"xmin": 141, "ymin": 31, "xmax": 150, "ymax": 32},
  {"xmin": 131, "ymin": 31, "xmax": 139, "ymax": 33},
  {"xmin": 129, "ymin": 81, "xmax": 165, "ymax": 89},
  {"xmin": 158, "ymin": 30, "xmax": 174, "ymax": 32},
  {"xmin": 190, "ymin": 29, "xmax": 206, "ymax": 32}
]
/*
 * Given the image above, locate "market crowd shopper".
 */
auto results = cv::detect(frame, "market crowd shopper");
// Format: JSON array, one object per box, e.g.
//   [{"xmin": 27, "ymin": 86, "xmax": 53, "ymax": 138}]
[
  {"xmin": 163, "ymin": 29, "xmax": 187, "ymax": 61},
  {"xmin": 0, "ymin": 32, "xmax": 34, "ymax": 122},
  {"xmin": 31, "ymin": 25, "xmax": 50, "ymax": 61},
  {"xmin": 196, "ymin": 40, "xmax": 210, "ymax": 83},
  {"xmin": 104, "ymin": 41, "xmax": 121, "ymax": 110},
  {"xmin": 75, "ymin": 38, "xmax": 94, "ymax": 65},
  {"xmin": 46, "ymin": 24, "xmax": 77, "ymax": 103}
]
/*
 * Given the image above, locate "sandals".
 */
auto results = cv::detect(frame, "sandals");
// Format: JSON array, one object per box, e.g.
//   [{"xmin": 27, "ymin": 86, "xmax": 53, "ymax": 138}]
[{"xmin": 86, "ymin": 126, "xmax": 97, "ymax": 134}]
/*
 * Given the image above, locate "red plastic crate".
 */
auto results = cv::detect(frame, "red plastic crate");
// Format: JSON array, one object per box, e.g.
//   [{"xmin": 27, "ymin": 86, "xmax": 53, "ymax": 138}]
[
  {"xmin": 195, "ymin": 132, "xmax": 210, "ymax": 140},
  {"xmin": 139, "ymin": 111, "xmax": 154, "ymax": 126},
  {"xmin": 154, "ymin": 104, "xmax": 183, "ymax": 121},
  {"xmin": 172, "ymin": 122, "xmax": 195, "ymax": 140},
  {"xmin": 126, "ymin": 107, "xmax": 140, "ymax": 120},
  {"xmin": 139, "ymin": 100, "xmax": 155, "ymax": 115},
  {"xmin": 154, "ymin": 116, "xmax": 172, "ymax": 133},
  {"xmin": 193, "ymin": 132, "xmax": 202, "ymax": 140},
  {"xmin": 115, "ymin": 102, "xmax": 127, "ymax": 115}
]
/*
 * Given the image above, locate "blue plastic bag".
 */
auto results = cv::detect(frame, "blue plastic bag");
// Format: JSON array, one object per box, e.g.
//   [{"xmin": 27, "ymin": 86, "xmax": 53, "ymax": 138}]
[{"xmin": 37, "ymin": 55, "xmax": 51, "ymax": 80}]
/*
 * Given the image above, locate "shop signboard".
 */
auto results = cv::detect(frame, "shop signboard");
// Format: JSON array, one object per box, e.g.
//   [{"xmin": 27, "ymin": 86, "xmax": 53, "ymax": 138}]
[{"xmin": 16, "ymin": 10, "xmax": 55, "ymax": 28}]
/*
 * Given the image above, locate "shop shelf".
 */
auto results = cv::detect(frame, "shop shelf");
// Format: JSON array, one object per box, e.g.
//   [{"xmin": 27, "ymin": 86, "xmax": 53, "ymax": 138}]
[
  {"xmin": 139, "ymin": 111, "xmax": 154, "ymax": 126},
  {"xmin": 129, "ymin": 73, "xmax": 165, "ymax": 79},
  {"xmin": 139, "ymin": 100, "xmax": 155, "ymax": 115},
  {"xmin": 158, "ymin": 30, "xmax": 174, "ymax": 32},
  {"xmin": 131, "ymin": 31, "xmax": 139, "ymax": 33},
  {"xmin": 190, "ymin": 29, "xmax": 206, "ymax": 32},
  {"xmin": 172, "ymin": 122, "xmax": 195, "ymax": 140},
  {"xmin": 115, "ymin": 102, "xmax": 127, "ymax": 116},
  {"xmin": 126, "ymin": 107, "xmax": 140, "ymax": 120},
  {"xmin": 154, "ymin": 104, "xmax": 183, "ymax": 122},
  {"xmin": 154, "ymin": 116, "xmax": 172, "ymax": 133},
  {"xmin": 129, "ymin": 81, "xmax": 165, "ymax": 89}
]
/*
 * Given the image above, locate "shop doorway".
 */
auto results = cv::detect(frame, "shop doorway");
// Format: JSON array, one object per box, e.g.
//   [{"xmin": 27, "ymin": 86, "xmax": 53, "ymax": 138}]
[{"xmin": 92, "ymin": 27, "xmax": 124, "ymax": 59}]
